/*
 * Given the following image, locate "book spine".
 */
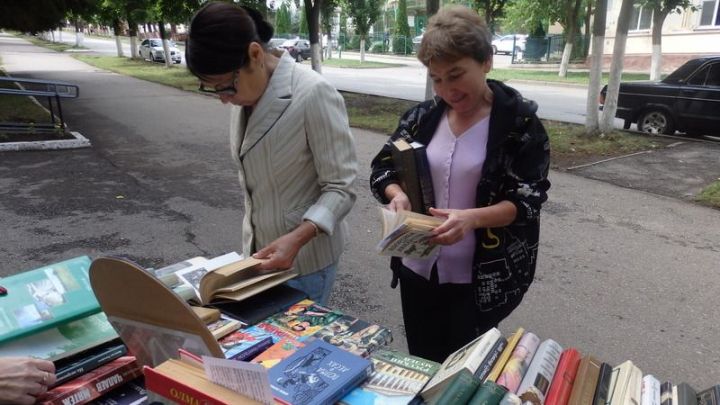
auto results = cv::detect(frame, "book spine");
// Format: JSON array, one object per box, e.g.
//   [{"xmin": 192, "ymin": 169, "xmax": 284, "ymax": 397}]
[
  {"xmin": 567, "ymin": 355, "xmax": 601, "ymax": 405},
  {"xmin": 413, "ymin": 145, "xmax": 435, "ymax": 214},
  {"xmin": 468, "ymin": 380, "xmax": 509, "ymax": 405},
  {"xmin": 487, "ymin": 328, "xmax": 525, "ymax": 383},
  {"xmin": 697, "ymin": 386, "xmax": 720, "ymax": 405},
  {"xmin": 54, "ymin": 344, "xmax": 128, "ymax": 387},
  {"xmin": 39, "ymin": 357, "xmax": 142, "ymax": 405},
  {"xmin": 144, "ymin": 366, "xmax": 231, "ymax": 405},
  {"xmin": 475, "ymin": 338, "xmax": 508, "ymax": 382},
  {"xmin": 544, "ymin": 348, "xmax": 582, "ymax": 405},
  {"xmin": 328, "ymin": 363, "xmax": 376, "ymax": 405},
  {"xmin": 434, "ymin": 370, "xmax": 481, "ymax": 405},
  {"xmin": 228, "ymin": 336, "xmax": 273, "ymax": 361},
  {"xmin": 592, "ymin": 363, "xmax": 613, "ymax": 405},
  {"xmin": 641, "ymin": 375, "xmax": 661, "ymax": 405}
]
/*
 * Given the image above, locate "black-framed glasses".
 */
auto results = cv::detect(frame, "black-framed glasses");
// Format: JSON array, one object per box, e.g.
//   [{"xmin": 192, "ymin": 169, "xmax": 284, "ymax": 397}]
[{"xmin": 198, "ymin": 70, "xmax": 237, "ymax": 96}]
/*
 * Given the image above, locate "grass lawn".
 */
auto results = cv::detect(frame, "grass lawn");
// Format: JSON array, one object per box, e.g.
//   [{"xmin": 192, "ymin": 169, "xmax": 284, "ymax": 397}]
[
  {"xmin": 488, "ymin": 68, "xmax": 650, "ymax": 85},
  {"xmin": 697, "ymin": 181, "xmax": 720, "ymax": 207},
  {"xmin": 19, "ymin": 34, "xmax": 87, "ymax": 53},
  {"xmin": 321, "ymin": 59, "xmax": 404, "ymax": 69},
  {"xmin": 75, "ymin": 55, "xmax": 198, "ymax": 91},
  {"xmin": 0, "ymin": 71, "xmax": 51, "ymax": 124}
]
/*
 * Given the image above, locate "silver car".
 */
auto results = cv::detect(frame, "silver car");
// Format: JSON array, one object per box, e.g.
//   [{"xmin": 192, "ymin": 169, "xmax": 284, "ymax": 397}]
[{"xmin": 139, "ymin": 39, "xmax": 182, "ymax": 64}]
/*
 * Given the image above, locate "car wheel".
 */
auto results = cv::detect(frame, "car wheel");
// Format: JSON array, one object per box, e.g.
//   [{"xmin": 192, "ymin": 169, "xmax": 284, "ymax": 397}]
[
  {"xmin": 296, "ymin": 53, "xmax": 303, "ymax": 62},
  {"xmin": 492, "ymin": 45, "xmax": 497, "ymax": 55},
  {"xmin": 638, "ymin": 109, "xmax": 675, "ymax": 135}
]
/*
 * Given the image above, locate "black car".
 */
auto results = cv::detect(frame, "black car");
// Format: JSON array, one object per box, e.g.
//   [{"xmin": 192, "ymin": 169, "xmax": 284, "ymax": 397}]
[
  {"xmin": 601, "ymin": 56, "xmax": 720, "ymax": 135},
  {"xmin": 280, "ymin": 39, "xmax": 312, "ymax": 62}
]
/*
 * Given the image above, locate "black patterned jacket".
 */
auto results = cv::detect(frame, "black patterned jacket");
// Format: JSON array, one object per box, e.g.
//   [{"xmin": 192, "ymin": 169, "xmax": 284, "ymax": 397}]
[{"xmin": 369, "ymin": 79, "xmax": 551, "ymax": 312}]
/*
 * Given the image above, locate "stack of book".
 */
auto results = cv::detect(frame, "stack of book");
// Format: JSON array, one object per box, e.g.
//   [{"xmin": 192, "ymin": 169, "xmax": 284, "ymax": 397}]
[{"xmin": 0, "ymin": 256, "xmax": 145, "ymax": 405}]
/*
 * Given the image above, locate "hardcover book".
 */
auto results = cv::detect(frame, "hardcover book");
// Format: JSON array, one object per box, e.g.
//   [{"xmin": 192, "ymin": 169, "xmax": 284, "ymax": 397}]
[
  {"xmin": 487, "ymin": 327, "xmax": 525, "ymax": 383},
  {"xmin": 251, "ymin": 337, "xmax": 305, "ymax": 369},
  {"xmin": 660, "ymin": 381, "xmax": 673, "ymax": 405},
  {"xmin": 427, "ymin": 368, "xmax": 481, "ymax": 405},
  {"xmin": 53, "ymin": 340, "xmax": 128, "ymax": 387},
  {"xmin": 474, "ymin": 337, "xmax": 507, "ymax": 382},
  {"xmin": 311, "ymin": 314, "xmax": 393, "ymax": 358},
  {"xmin": 606, "ymin": 360, "xmax": 643, "ymax": 405},
  {"xmin": 0, "ymin": 256, "xmax": 100, "ymax": 343},
  {"xmin": 37, "ymin": 356, "xmax": 142, "ymax": 405},
  {"xmin": 376, "ymin": 208, "xmax": 443, "ymax": 259},
  {"xmin": 500, "ymin": 392, "xmax": 522, "ymax": 405},
  {"xmin": 496, "ymin": 331, "xmax": 540, "ymax": 394},
  {"xmin": 339, "ymin": 349, "xmax": 441, "ymax": 405},
  {"xmin": 675, "ymin": 382, "xmax": 698, "ymax": 405},
  {"xmin": 421, "ymin": 328, "xmax": 502, "ymax": 400},
  {"xmin": 567, "ymin": 355, "xmax": 602, "ymax": 405},
  {"xmin": 516, "ymin": 338, "xmax": 563, "ymax": 400},
  {"xmin": 263, "ymin": 299, "xmax": 343, "ymax": 337},
  {"xmin": 269, "ymin": 339, "xmax": 374, "ymax": 405},
  {"xmin": 206, "ymin": 315, "xmax": 244, "ymax": 340},
  {"xmin": 94, "ymin": 377, "xmax": 146, "ymax": 405},
  {"xmin": 543, "ymin": 347, "xmax": 582, "ymax": 405},
  {"xmin": 697, "ymin": 384, "xmax": 720, "ymax": 405},
  {"xmin": 593, "ymin": 362, "xmax": 613, "ymax": 405},
  {"xmin": 211, "ymin": 283, "xmax": 308, "ymax": 326},
  {"xmin": 468, "ymin": 380, "xmax": 509, "ymax": 405},
  {"xmin": 218, "ymin": 327, "xmax": 275, "ymax": 361},
  {"xmin": 390, "ymin": 138, "xmax": 435, "ymax": 215},
  {"xmin": 641, "ymin": 374, "xmax": 661, "ymax": 405},
  {"xmin": 144, "ymin": 359, "xmax": 260, "ymax": 404},
  {"xmin": 0, "ymin": 311, "xmax": 118, "ymax": 362}
]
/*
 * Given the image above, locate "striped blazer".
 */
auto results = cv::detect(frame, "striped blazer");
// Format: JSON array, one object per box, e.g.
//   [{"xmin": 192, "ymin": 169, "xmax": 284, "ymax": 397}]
[{"xmin": 229, "ymin": 53, "xmax": 357, "ymax": 276}]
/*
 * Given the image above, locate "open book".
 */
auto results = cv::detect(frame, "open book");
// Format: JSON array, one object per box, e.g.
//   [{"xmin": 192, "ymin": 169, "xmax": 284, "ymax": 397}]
[
  {"xmin": 376, "ymin": 208, "xmax": 443, "ymax": 259},
  {"xmin": 153, "ymin": 253, "xmax": 297, "ymax": 306}
]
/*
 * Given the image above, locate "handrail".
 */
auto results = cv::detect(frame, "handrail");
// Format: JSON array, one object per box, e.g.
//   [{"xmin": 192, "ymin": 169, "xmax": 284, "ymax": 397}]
[{"xmin": 0, "ymin": 76, "xmax": 79, "ymax": 131}]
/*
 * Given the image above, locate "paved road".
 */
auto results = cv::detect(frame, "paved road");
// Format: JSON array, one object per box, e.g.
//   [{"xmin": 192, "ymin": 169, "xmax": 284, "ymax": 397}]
[{"xmin": 2, "ymin": 33, "xmax": 720, "ymax": 389}]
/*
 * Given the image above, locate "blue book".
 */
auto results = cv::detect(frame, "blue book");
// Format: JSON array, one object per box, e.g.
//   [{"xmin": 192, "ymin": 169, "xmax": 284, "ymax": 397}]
[
  {"xmin": 218, "ymin": 327, "xmax": 274, "ymax": 361},
  {"xmin": 269, "ymin": 339, "xmax": 374, "ymax": 405},
  {"xmin": 0, "ymin": 256, "xmax": 100, "ymax": 343}
]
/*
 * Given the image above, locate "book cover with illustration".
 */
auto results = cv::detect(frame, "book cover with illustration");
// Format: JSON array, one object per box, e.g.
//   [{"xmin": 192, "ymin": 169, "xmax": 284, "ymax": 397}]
[
  {"xmin": 340, "ymin": 349, "xmax": 440, "ymax": 405},
  {"xmin": 217, "ymin": 327, "xmax": 274, "ymax": 361},
  {"xmin": 0, "ymin": 256, "xmax": 100, "ymax": 343},
  {"xmin": 263, "ymin": 299, "xmax": 343, "ymax": 337},
  {"xmin": 0, "ymin": 311, "xmax": 119, "ymax": 362},
  {"xmin": 311, "ymin": 314, "xmax": 393, "ymax": 358},
  {"xmin": 269, "ymin": 339, "xmax": 374, "ymax": 405},
  {"xmin": 251, "ymin": 337, "xmax": 305, "ymax": 369},
  {"xmin": 496, "ymin": 331, "xmax": 540, "ymax": 394}
]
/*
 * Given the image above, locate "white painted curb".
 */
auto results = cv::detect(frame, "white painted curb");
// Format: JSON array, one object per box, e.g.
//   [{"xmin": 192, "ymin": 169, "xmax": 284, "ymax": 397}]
[{"xmin": 0, "ymin": 131, "xmax": 91, "ymax": 152}]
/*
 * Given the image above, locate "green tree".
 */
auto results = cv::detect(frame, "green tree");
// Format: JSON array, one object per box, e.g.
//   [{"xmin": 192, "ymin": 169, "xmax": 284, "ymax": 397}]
[
  {"xmin": 0, "ymin": 0, "xmax": 66, "ymax": 33},
  {"xmin": 276, "ymin": 1, "xmax": 292, "ymax": 35},
  {"xmin": 347, "ymin": 0, "xmax": 382, "ymax": 62},
  {"xmin": 640, "ymin": 0, "xmax": 696, "ymax": 80},
  {"xmin": 393, "ymin": 0, "xmax": 412, "ymax": 55},
  {"xmin": 320, "ymin": 0, "xmax": 340, "ymax": 58},
  {"xmin": 473, "ymin": 0, "xmax": 510, "ymax": 33},
  {"xmin": 299, "ymin": 5, "xmax": 309, "ymax": 36}
]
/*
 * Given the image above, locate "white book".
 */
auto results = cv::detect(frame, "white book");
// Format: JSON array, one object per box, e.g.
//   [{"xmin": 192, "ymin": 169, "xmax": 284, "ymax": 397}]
[
  {"xmin": 499, "ymin": 393, "xmax": 522, "ymax": 405},
  {"xmin": 607, "ymin": 360, "xmax": 643, "ymax": 405},
  {"xmin": 516, "ymin": 338, "xmax": 563, "ymax": 400},
  {"xmin": 421, "ymin": 328, "xmax": 502, "ymax": 397},
  {"xmin": 641, "ymin": 374, "xmax": 661, "ymax": 405}
]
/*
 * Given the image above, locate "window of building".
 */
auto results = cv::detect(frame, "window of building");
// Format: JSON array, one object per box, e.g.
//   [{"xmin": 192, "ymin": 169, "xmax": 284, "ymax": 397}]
[
  {"xmin": 630, "ymin": 5, "xmax": 653, "ymax": 30},
  {"xmin": 699, "ymin": 0, "xmax": 720, "ymax": 26}
]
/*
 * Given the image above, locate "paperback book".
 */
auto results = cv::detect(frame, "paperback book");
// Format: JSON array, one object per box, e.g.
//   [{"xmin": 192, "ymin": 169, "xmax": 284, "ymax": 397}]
[
  {"xmin": 269, "ymin": 339, "xmax": 374, "ymax": 405},
  {"xmin": 496, "ymin": 331, "xmax": 540, "ymax": 393},
  {"xmin": 251, "ymin": 337, "xmax": 305, "ymax": 369},
  {"xmin": 263, "ymin": 299, "xmax": 343, "ymax": 338},
  {"xmin": 311, "ymin": 314, "xmax": 393, "ymax": 358},
  {"xmin": 218, "ymin": 327, "xmax": 275, "ymax": 361},
  {"xmin": 376, "ymin": 208, "xmax": 443, "ymax": 259}
]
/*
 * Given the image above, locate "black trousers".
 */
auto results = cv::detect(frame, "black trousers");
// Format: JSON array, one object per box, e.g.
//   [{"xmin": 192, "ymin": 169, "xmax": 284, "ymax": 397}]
[{"xmin": 397, "ymin": 263, "xmax": 522, "ymax": 363}]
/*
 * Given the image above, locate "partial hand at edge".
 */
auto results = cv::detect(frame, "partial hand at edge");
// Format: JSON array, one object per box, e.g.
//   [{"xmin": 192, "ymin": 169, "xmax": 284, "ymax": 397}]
[
  {"xmin": 0, "ymin": 357, "xmax": 56, "ymax": 405},
  {"xmin": 428, "ymin": 207, "xmax": 477, "ymax": 246}
]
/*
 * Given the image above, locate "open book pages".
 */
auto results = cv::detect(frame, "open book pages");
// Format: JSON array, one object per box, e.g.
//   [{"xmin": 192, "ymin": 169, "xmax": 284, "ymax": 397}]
[
  {"xmin": 376, "ymin": 208, "xmax": 444, "ymax": 259},
  {"xmin": 163, "ymin": 253, "xmax": 296, "ymax": 305}
]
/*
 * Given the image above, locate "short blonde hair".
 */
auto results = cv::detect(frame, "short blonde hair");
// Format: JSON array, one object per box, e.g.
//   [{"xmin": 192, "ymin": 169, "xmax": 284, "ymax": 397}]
[{"xmin": 417, "ymin": 5, "xmax": 493, "ymax": 66}]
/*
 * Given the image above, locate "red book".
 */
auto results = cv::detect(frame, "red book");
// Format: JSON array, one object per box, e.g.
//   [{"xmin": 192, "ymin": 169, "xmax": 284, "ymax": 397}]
[
  {"xmin": 545, "ymin": 348, "xmax": 582, "ymax": 405},
  {"xmin": 38, "ymin": 356, "xmax": 141, "ymax": 405}
]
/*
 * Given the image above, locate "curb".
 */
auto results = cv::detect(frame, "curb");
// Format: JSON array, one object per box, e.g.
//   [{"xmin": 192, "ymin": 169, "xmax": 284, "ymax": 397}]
[
  {"xmin": 0, "ymin": 131, "xmax": 91, "ymax": 152},
  {"xmin": 505, "ymin": 79, "xmax": 588, "ymax": 88}
]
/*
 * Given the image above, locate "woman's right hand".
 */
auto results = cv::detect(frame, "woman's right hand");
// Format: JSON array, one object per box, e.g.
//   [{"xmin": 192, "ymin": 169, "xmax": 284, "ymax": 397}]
[
  {"xmin": 0, "ymin": 357, "xmax": 56, "ymax": 405},
  {"xmin": 385, "ymin": 184, "xmax": 411, "ymax": 212}
]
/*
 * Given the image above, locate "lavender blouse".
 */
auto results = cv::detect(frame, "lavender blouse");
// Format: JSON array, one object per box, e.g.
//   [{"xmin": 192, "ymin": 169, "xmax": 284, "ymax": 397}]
[{"xmin": 402, "ymin": 112, "xmax": 490, "ymax": 284}]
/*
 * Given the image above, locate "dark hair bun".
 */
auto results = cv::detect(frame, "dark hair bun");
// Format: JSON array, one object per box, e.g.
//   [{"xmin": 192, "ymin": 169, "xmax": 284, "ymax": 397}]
[{"xmin": 242, "ymin": 6, "xmax": 274, "ymax": 43}]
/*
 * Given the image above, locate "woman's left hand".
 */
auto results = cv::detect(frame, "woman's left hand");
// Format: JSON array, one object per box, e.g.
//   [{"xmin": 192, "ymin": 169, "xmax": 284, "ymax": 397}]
[
  {"xmin": 253, "ymin": 233, "xmax": 302, "ymax": 271},
  {"xmin": 428, "ymin": 207, "xmax": 477, "ymax": 245}
]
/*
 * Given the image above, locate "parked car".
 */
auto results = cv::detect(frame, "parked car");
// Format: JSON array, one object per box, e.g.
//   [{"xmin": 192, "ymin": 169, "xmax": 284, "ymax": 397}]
[
  {"xmin": 280, "ymin": 39, "xmax": 311, "ymax": 62},
  {"xmin": 138, "ymin": 39, "xmax": 181, "ymax": 64},
  {"xmin": 268, "ymin": 38, "xmax": 286, "ymax": 51},
  {"xmin": 600, "ymin": 56, "xmax": 720, "ymax": 135},
  {"xmin": 491, "ymin": 34, "xmax": 527, "ymax": 55}
]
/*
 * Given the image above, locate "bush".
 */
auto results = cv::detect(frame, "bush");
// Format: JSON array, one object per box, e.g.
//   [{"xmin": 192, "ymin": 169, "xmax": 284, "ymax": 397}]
[
  {"xmin": 369, "ymin": 41, "xmax": 385, "ymax": 53},
  {"xmin": 348, "ymin": 35, "xmax": 371, "ymax": 51},
  {"xmin": 392, "ymin": 36, "xmax": 413, "ymax": 55}
]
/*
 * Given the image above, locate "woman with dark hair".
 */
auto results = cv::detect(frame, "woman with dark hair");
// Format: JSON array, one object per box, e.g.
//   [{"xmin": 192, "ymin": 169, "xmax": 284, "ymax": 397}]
[
  {"xmin": 186, "ymin": 2, "xmax": 357, "ymax": 305},
  {"xmin": 370, "ymin": 5, "xmax": 550, "ymax": 362}
]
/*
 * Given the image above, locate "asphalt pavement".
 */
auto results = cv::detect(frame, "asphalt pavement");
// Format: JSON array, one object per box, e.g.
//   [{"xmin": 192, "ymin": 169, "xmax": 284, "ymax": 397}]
[{"xmin": 2, "ymin": 32, "xmax": 720, "ymax": 388}]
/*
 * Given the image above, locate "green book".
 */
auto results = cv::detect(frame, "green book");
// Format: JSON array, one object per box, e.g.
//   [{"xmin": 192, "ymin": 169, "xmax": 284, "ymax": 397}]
[
  {"xmin": 429, "ymin": 368, "xmax": 481, "ymax": 405},
  {"xmin": 467, "ymin": 380, "xmax": 508, "ymax": 405},
  {"xmin": 0, "ymin": 256, "xmax": 100, "ymax": 343},
  {"xmin": 0, "ymin": 312, "xmax": 119, "ymax": 361}
]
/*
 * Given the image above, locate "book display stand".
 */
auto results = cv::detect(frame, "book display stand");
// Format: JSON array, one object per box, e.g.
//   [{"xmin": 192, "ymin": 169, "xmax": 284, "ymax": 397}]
[{"xmin": 89, "ymin": 256, "xmax": 224, "ymax": 368}]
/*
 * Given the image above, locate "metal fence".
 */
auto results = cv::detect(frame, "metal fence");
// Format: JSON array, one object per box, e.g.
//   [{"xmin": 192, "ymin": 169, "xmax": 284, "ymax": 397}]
[{"xmin": 512, "ymin": 34, "xmax": 589, "ymax": 64}]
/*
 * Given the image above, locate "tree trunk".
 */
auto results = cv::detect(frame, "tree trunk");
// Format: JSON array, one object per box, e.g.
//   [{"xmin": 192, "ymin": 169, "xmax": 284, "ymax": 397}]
[
  {"xmin": 600, "ymin": 0, "xmax": 634, "ymax": 134},
  {"xmin": 305, "ymin": 0, "xmax": 323, "ymax": 73},
  {"xmin": 424, "ymin": 73, "xmax": 434, "ymax": 100},
  {"xmin": 74, "ymin": 19, "xmax": 84, "ymax": 47},
  {"xmin": 113, "ymin": 18, "xmax": 124, "ymax": 57},
  {"xmin": 360, "ymin": 38, "xmax": 366, "ymax": 63},
  {"xmin": 649, "ymin": 10, "xmax": 667, "ymax": 81},
  {"xmin": 424, "ymin": 0, "xmax": 439, "ymax": 101},
  {"xmin": 583, "ymin": 0, "xmax": 592, "ymax": 57},
  {"xmin": 559, "ymin": 0, "xmax": 582, "ymax": 77},
  {"xmin": 585, "ymin": 0, "xmax": 607, "ymax": 135},
  {"xmin": 311, "ymin": 44, "xmax": 323, "ymax": 72},
  {"xmin": 158, "ymin": 21, "xmax": 172, "ymax": 68},
  {"xmin": 128, "ymin": 18, "xmax": 138, "ymax": 58}
]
